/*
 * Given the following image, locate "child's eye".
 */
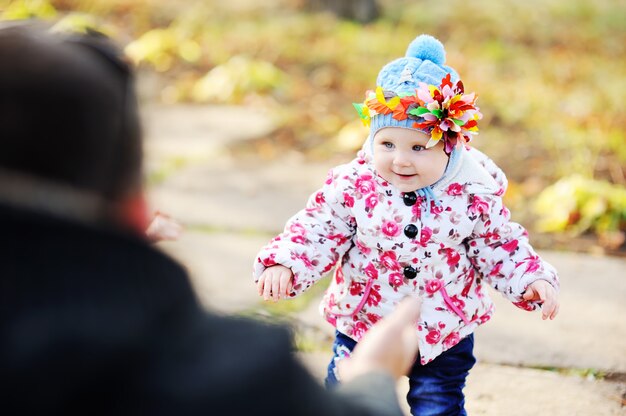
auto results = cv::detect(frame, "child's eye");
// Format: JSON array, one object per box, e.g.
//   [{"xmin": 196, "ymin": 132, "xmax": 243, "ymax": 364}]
[
  {"xmin": 412, "ymin": 145, "xmax": 425, "ymax": 151},
  {"xmin": 382, "ymin": 142, "xmax": 394, "ymax": 149}
]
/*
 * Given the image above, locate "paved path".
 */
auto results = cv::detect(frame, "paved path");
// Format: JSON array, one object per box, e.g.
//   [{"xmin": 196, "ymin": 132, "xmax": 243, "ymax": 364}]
[{"xmin": 144, "ymin": 104, "xmax": 626, "ymax": 415}]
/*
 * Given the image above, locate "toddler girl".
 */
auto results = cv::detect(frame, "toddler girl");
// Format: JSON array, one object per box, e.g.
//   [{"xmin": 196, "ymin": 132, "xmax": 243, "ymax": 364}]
[{"xmin": 254, "ymin": 34, "xmax": 559, "ymax": 415}]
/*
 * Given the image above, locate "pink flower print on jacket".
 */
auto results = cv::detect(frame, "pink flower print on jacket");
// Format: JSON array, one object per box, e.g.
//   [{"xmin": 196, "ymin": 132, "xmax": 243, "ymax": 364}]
[
  {"xmin": 443, "ymin": 331, "xmax": 460, "ymax": 349},
  {"xmin": 447, "ymin": 183, "xmax": 463, "ymax": 196},
  {"xmin": 327, "ymin": 292, "xmax": 338, "ymax": 310},
  {"xmin": 500, "ymin": 239, "xmax": 519, "ymax": 254},
  {"xmin": 411, "ymin": 200, "xmax": 423, "ymax": 220},
  {"xmin": 449, "ymin": 295, "xmax": 466, "ymax": 311},
  {"xmin": 349, "ymin": 281, "xmax": 364, "ymax": 296},
  {"xmin": 288, "ymin": 223, "xmax": 309, "ymax": 244},
  {"xmin": 325, "ymin": 170, "xmax": 334, "ymax": 185},
  {"xmin": 364, "ymin": 262, "xmax": 378, "ymax": 280},
  {"xmin": 469, "ymin": 194, "xmax": 490, "ymax": 217},
  {"xmin": 431, "ymin": 203, "xmax": 444, "ymax": 216},
  {"xmin": 380, "ymin": 251, "xmax": 401, "ymax": 272},
  {"xmin": 352, "ymin": 321, "xmax": 369, "ymax": 339},
  {"xmin": 513, "ymin": 300, "xmax": 535, "ymax": 312},
  {"xmin": 438, "ymin": 245, "xmax": 461, "ymax": 270},
  {"xmin": 364, "ymin": 193, "xmax": 379, "ymax": 213},
  {"xmin": 425, "ymin": 278, "xmax": 443, "ymax": 296},
  {"xmin": 321, "ymin": 256, "xmax": 337, "ymax": 274},
  {"xmin": 365, "ymin": 284, "xmax": 382, "ymax": 307},
  {"xmin": 289, "ymin": 222, "xmax": 307, "ymax": 235},
  {"xmin": 327, "ymin": 233, "xmax": 350, "ymax": 246},
  {"xmin": 290, "ymin": 234, "xmax": 307, "ymax": 244},
  {"xmin": 260, "ymin": 253, "xmax": 277, "ymax": 268},
  {"xmin": 461, "ymin": 268, "xmax": 476, "ymax": 298},
  {"xmin": 517, "ymin": 254, "xmax": 541, "ymax": 274},
  {"xmin": 343, "ymin": 192, "xmax": 355, "ymax": 208},
  {"xmin": 425, "ymin": 328, "xmax": 442, "ymax": 345},
  {"xmin": 334, "ymin": 267, "xmax": 344, "ymax": 284},
  {"xmin": 366, "ymin": 312, "xmax": 382, "ymax": 325},
  {"xmin": 381, "ymin": 219, "xmax": 401, "ymax": 237},
  {"xmin": 355, "ymin": 174, "xmax": 377, "ymax": 195},
  {"xmin": 388, "ymin": 272, "xmax": 404, "ymax": 289},
  {"xmin": 355, "ymin": 238, "xmax": 371, "ymax": 255},
  {"xmin": 489, "ymin": 261, "xmax": 504, "ymax": 278},
  {"xmin": 472, "ymin": 230, "xmax": 500, "ymax": 246},
  {"xmin": 419, "ymin": 227, "xmax": 433, "ymax": 246},
  {"xmin": 293, "ymin": 252, "xmax": 317, "ymax": 270}
]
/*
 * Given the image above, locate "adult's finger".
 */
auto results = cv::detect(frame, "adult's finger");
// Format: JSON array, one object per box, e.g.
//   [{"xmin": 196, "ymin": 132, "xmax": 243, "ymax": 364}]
[
  {"xmin": 342, "ymin": 297, "xmax": 422, "ymax": 381},
  {"xmin": 387, "ymin": 297, "xmax": 422, "ymax": 328},
  {"xmin": 395, "ymin": 298, "xmax": 422, "ymax": 369}
]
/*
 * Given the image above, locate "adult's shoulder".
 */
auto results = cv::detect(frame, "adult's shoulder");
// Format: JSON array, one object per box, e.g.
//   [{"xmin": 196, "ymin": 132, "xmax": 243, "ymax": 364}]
[{"xmin": 203, "ymin": 313, "xmax": 293, "ymax": 356}]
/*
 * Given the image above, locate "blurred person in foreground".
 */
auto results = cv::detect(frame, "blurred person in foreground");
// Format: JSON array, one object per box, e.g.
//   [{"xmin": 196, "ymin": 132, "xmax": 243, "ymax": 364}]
[{"xmin": 0, "ymin": 23, "xmax": 421, "ymax": 415}]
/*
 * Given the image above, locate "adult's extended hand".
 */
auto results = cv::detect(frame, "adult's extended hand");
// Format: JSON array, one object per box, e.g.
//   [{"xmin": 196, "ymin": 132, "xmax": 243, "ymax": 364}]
[{"xmin": 338, "ymin": 297, "xmax": 422, "ymax": 382}]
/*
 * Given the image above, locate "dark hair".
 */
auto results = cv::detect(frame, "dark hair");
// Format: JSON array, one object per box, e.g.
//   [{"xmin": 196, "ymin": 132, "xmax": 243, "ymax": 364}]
[{"xmin": 0, "ymin": 23, "xmax": 142, "ymax": 202}]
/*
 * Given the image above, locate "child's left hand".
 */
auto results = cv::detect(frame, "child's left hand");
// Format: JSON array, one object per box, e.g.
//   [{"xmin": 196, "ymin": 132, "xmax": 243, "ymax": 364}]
[{"xmin": 522, "ymin": 280, "xmax": 559, "ymax": 320}]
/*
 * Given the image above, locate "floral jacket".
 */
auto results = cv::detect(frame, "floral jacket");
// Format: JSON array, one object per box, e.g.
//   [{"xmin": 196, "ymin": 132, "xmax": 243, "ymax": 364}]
[{"xmin": 253, "ymin": 146, "xmax": 559, "ymax": 364}]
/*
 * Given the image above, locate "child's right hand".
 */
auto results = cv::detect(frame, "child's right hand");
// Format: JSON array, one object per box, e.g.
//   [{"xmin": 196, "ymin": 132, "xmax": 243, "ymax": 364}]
[{"xmin": 257, "ymin": 265, "xmax": 294, "ymax": 302}]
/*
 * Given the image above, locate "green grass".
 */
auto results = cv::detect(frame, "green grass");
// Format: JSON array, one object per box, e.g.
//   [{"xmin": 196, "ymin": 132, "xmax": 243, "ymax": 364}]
[{"xmin": 528, "ymin": 364, "xmax": 608, "ymax": 380}]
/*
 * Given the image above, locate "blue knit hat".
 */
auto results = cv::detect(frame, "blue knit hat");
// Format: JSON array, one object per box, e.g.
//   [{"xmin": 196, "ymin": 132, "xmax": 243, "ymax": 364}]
[{"xmin": 370, "ymin": 34, "xmax": 459, "ymax": 137}]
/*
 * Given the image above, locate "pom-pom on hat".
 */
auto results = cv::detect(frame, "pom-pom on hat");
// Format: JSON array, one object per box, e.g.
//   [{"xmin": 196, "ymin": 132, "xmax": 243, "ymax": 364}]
[
  {"xmin": 354, "ymin": 34, "xmax": 481, "ymax": 154},
  {"xmin": 376, "ymin": 34, "xmax": 459, "ymax": 93}
]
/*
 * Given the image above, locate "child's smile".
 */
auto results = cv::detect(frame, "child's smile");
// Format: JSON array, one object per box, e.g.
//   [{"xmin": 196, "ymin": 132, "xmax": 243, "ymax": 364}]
[
  {"xmin": 394, "ymin": 172, "xmax": 417, "ymax": 179},
  {"xmin": 372, "ymin": 127, "xmax": 449, "ymax": 192}
]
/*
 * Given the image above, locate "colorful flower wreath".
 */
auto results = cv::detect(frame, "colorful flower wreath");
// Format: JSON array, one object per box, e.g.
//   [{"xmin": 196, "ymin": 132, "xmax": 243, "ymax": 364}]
[{"xmin": 354, "ymin": 74, "xmax": 482, "ymax": 154}]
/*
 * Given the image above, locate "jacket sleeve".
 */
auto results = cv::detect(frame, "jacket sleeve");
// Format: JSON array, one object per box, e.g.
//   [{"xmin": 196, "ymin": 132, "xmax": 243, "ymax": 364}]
[
  {"xmin": 465, "ymin": 192, "xmax": 559, "ymax": 311},
  {"xmin": 253, "ymin": 166, "xmax": 357, "ymax": 297}
]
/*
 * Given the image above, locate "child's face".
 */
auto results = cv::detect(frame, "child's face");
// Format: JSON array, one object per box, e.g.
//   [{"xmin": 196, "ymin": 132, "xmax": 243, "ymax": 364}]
[{"xmin": 372, "ymin": 127, "xmax": 449, "ymax": 192}]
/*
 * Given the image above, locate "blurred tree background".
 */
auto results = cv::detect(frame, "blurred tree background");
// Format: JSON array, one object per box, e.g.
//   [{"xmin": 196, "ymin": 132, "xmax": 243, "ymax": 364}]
[{"xmin": 2, "ymin": 0, "xmax": 625, "ymax": 253}]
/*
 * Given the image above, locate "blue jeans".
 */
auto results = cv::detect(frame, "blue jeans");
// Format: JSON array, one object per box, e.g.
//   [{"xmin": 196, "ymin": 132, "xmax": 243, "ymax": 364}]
[{"xmin": 325, "ymin": 331, "xmax": 476, "ymax": 416}]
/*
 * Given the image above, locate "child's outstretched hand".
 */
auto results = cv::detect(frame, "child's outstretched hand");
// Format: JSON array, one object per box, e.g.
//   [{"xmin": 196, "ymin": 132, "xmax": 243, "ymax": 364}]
[
  {"xmin": 522, "ymin": 280, "xmax": 559, "ymax": 320},
  {"xmin": 257, "ymin": 265, "xmax": 294, "ymax": 302}
]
